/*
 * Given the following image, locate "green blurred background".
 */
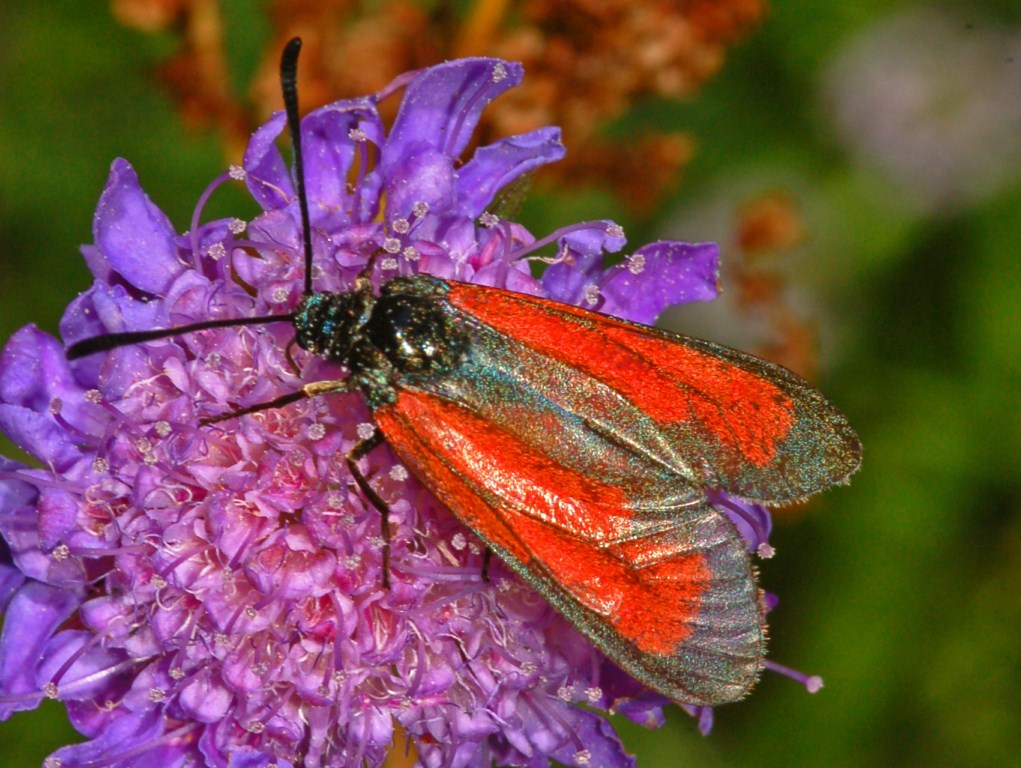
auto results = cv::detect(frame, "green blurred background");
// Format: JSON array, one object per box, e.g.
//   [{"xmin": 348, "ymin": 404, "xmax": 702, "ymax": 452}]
[{"xmin": 1, "ymin": 2, "xmax": 1019, "ymax": 767}]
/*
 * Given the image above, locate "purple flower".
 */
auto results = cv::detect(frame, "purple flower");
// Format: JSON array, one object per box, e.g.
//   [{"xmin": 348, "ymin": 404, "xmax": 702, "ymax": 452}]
[{"xmin": 0, "ymin": 58, "xmax": 797, "ymax": 767}]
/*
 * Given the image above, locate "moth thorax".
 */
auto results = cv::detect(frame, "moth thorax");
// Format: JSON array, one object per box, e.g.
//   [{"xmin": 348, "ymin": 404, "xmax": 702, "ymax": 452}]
[
  {"xmin": 294, "ymin": 292, "xmax": 368, "ymax": 364},
  {"xmin": 365, "ymin": 293, "xmax": 467, "ymax": 376}
]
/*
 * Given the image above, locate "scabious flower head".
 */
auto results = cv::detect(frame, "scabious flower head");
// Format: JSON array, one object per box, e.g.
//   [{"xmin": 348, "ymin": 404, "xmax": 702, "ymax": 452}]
[{"xmin": 1, "ymin": 58, "xmax": 779, "ymax": 767}]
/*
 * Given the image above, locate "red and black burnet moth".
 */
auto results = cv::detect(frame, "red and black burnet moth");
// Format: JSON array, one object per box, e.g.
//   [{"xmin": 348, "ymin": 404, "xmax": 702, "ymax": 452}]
[{"xmin": 67, "ymin": 38, "xmax": 861, "ymax": 707}]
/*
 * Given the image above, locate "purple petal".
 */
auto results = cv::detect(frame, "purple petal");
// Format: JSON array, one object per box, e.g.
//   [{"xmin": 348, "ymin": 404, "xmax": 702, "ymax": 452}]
[
  {"xmin": 385, "ymin": 59, "xmax": 523, "ymax": 170},
  {"xmin": 302, "ymin": 99, "xmax": 383, "ymax": 224},
  {"xmin": 1, "ymin": 326, "xmax": 106, "ymax": 439},
  {"xmin": 597, "ymin": 662, "xmax": 670, "ymax": 728},
  {"xmin": 600, "ymin": 241, "xmax": 720, "ymax": 325},
  {"xmin": 540, "ymin": 223, "xmax": 628, "ymax": 305},
  {"xmin": 58, "ymin": 289, "xmax": 114, "ymax": 388},
  {"xmin": 231, "ymin": 207, "xmax": 302, "ymax": 289},
  {"xmin": 384, "ymin": 147, "xmax": 457, "ymax": 221},
  {"xmin": 471, "ymin": 259, "xmax": 542, "ymax": 294},
  {"xmin": 697, "ymin": 706, "xmax": 715, "ymax": 734},
  {"xmin": 225, "ymin": 749, "xmax": 294, "ymax": 768},
  {"xmin": 65, "ymin": 696, "xmax": 123, "ymax": 741},
  {"xmin": 160, "ymin": 269, "xmax": 231, "ymax": 326},
  {"xmin": 614, "ymin": 697, "xmax": 668, "ymax": 729},
  {"xmin": 59, "ymin": 288, "xmax": 107, "ymax": 357},
  {"xmin": 60, "ymin": 281, "xmax": 166, "ymax": 391},
  {"xmin": 709, "ymin": 489, "xmax": 774, "ymax": 554},
  {"xmin": 36, "ymin": 488, "xmax": 79, "ymax": 551},
  {"xmin": 0, "ymin": 530, "xmax": 26, "ymax": 613},
  {"xmin": 243, "ymin": 111, "xmax": 292, "ymax": 211},
  {"xmin": 456, "ymin": 127, "xmax": 566, "ymax": 218},
  {"xmin": 0, "ymin": 581, "xmax": 80, "ymax": 718},
  {"xmin": 0, "ymin": 326, "xmax": 76, "ymax": 410},
  {"xmin": 178, "ymin": 670, "xmax": 233, "ymax": 723},
  {"xmin": 0, "ymin": 482, "xmax": 90, "ymax": 587},
  {"xmin": 80, "ymin": 244, "xmax": 114, "ymax": 284},
  {"xmin": 93, "ymin": 159, "xmax": 183, "ymax": 295},
  {"xmin": 548, "ymin": 709, "xmax": 636, "ymax": 768},
  {"xmin": 46, "ymin": 708, "xmax": 190, "ymax": 768},
  {"xmin": 0, "ymin": 404, "xmax": 82, "ymax": 469},
  {"xmin": 0, "ymin": 458, "xmax": 37, "ymax": 513},
  {"xmin": 409, "ymin": 217, "xmax": 480, "ymax": 277},
  {"xmin": 0, "ymin": 327, "xmax": 97, "ymax": 468},
  {"xmin": 38, "ymin": 630, "xmax": 127, "ymax": 702}
]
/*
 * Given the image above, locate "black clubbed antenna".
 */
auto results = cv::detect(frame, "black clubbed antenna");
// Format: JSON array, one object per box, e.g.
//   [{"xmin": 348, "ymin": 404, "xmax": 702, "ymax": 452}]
[{"xmin": 280, "ymin": 37, "xmax": 315, "ymax": 297}]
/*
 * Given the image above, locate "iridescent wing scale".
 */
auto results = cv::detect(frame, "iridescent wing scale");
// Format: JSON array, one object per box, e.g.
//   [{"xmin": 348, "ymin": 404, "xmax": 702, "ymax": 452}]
[{"xmin": 372, "ymin": 280, "xmax": 860, "ymax": 705}]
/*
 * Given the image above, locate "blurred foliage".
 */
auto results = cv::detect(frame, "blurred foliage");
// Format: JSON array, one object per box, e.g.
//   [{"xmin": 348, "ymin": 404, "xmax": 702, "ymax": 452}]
[{"xmin": 1, "ymin": 1, "xmax": 1019, "ymax": 767}]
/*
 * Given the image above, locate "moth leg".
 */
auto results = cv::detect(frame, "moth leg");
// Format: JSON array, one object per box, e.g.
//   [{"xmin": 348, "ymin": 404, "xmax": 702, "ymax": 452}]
[
  {"xmin": 200, "ymin": 377, "xmax": 352, "ymax": 424},
  {"xmin": 283, "ymin": 338, "xmax": 302, "ymax": 375},
  {"xmin": 345, "ymin": 430, "xmax": 394, "ymax": 588},
  {"xmin": 301, "ymin": 378, "xmax": 353, "ymax": 397},
  {"xmin": 481, "ymin": 547, "xmax": 493, "ymax": 583}
]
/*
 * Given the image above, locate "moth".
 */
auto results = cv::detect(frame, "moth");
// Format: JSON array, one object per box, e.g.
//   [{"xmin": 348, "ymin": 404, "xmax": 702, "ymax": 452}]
[{"xmin": 68, "ymin": 38, "xmax": 860, "ymax": 707}]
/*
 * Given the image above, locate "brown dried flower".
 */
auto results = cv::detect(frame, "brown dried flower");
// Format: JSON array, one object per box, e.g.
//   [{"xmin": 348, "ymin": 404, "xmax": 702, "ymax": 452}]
[
  {"xmin": 112, "ymin": 0, "xmax": 763, "ymax": 214},
  {"xmin": 733, "ymin": 192, "xmax": 816, "ymax": 379}
]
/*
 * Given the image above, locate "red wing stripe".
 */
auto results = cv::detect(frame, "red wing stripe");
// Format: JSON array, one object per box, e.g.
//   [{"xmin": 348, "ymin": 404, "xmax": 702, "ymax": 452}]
[
  {"xmin": 374, "ymin": 390, "xmax": 710, "ymax": 655},
  {"xmin": 448, "ymin": 283, "xmax": 794, "ymax": 467},
  {"xmin": 383, "ymin": 388, "xmax": 634, "ymax": 540}
]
